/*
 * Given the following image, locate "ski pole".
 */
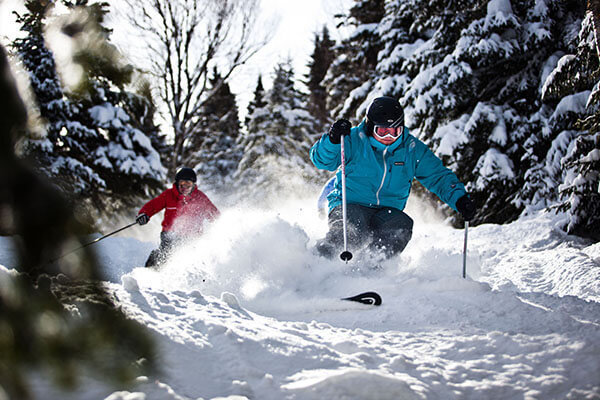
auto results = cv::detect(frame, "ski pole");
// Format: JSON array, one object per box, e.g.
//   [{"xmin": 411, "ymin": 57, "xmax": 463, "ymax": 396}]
[
  {"xmin": 339, "ymin": 136, "xmax": 353, "ymax": 262},
  {"xmin": 462, "ymin": 221, "xmax": 469, "ymax": 278},
  {"xmin": 51, "ymin": 221, "xmax": 138, "ymax": 263}
]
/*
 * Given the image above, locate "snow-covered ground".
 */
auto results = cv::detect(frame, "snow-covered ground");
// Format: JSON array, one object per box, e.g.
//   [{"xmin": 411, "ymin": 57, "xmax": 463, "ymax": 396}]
[{"xmin": 1, "ymin": 197, "xmax": 599, "ymax": 400}]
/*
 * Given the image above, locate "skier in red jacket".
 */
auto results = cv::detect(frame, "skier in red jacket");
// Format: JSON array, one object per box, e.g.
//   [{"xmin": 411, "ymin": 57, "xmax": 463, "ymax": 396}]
[{"xmin": 136, "ymin": 167, "xmax": 220, "ymax": 267}]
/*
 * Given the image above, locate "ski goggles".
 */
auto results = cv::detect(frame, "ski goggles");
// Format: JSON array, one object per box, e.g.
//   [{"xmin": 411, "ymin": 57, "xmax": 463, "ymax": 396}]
[{"xmin": 373, "ymin": 125, "xmax": 403, "ymax": 139}]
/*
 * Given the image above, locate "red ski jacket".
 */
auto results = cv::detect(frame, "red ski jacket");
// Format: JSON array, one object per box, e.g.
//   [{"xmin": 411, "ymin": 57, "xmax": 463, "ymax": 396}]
[{"xmin": 138, "ymin": 184, "xmax": 220, "ymax": 236}]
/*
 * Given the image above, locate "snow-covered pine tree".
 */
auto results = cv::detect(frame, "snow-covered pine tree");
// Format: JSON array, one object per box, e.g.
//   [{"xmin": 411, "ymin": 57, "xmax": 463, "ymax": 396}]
[
  {"xmin": 13, "ymin": 0, "xmax": 166, "ymax": 218},
  {"xmin": 543, "ymin": 10, "xmax": 600, "ymax": 241},
  {"xmin": 126, "ymin": 76, "xmax": 171, "ymax": 170},
  {"xmin": 236, "ymin": 60, "xmax": 325, "ymax": 202},
  {"xmin": 344, "ymin": 0, "xmax": 586, "ymax": 225},
  {"xmin": 245, "ymin": 75, "xmax": 267, "ymax": 128},
  {"xmin": 70, "ymin": 1, "xmax": 167, "ymax": 202},
  {"xmin": 322, "ymin": 0, "xmax": 385, "ymax": 121},
  {"xmin": 305, "ymin": 26, "xmax": 336, "ymax": 129},
  {"xmin": 188, "ymin": 67, "xmax": 242, "ymax": 188},
  {"xmin": 560, "ymin": 115, "xmax": 600, "ymax": 240},
  {"xmin": 13, "ymin": 0, "xmax": 105, "ymax": 198}
]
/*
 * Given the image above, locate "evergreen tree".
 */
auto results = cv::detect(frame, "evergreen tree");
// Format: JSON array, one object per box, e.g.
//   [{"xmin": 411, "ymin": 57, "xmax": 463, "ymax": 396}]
[
  {"xmin": 127, "ymin": 75, "xmax": 171, "ymax": 170},
  {"xmin": 545, "ymin": 11, "xmax": 600, "ymax": 240},
  {"xmin": 245, "ymin": 75, "xmax": 267, "ymax": 128},
  {"xmin": 188, "ymin": 67, "xmax": 242, "ymax": 187},
  {"xmin": 13, "ymin": 0, "xmax": 105, "ymax": 196},
  {"xmin": 236, "ymin": 60, "xmax": 325, "ymax": 201},
  {"xmin": 322, "ymin": 0, "xmax": 385, "ymax": 121},
  {"xmin": 339, "ymin": 0, "xmax": 587, "ymax": 226},
  {"xmin": 305, "ymin": 26, "xmax": 335, "ymax": 129},
  {"xmin": 13, "ymin": 0, "xmax": 166, "ymax": 219},
  {"xmin": 558, "ymin": 116, "xmax": 600, "ymax": 240},
  {"xmin": 63, "ymin": 0, "xmax": 167, "ymax": 205}
]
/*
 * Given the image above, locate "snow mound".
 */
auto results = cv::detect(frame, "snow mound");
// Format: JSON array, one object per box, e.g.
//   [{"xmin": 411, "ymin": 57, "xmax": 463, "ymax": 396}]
[{"xmin": 2, "ymin": 203, "xmax": 599, "ymax": 399}]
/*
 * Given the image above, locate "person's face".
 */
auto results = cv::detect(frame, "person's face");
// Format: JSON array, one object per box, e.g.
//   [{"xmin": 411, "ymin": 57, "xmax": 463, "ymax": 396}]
[
  {"xmin": 373, "ymin": 125, "xmax": 402, "ymax": 145},
  {"xmin": 178, "ymin": 180, "xmax": 195, "ymax": 195}
]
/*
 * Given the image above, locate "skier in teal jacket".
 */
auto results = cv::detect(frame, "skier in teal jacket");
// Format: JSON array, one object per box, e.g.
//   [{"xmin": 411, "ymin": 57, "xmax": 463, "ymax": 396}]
[{"xmin": 310, "ymin": 96, "xmax": 475, "ymax": 259}]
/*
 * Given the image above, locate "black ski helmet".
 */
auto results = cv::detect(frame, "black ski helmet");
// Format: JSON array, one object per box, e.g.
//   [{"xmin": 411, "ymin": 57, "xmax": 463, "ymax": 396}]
[
  {"xmin": 365, "ymin": 96, "xmax": 404, "ymax": 135},
  {"xmin": 175, "ymin": 167, "xmax": 197, "ymax": 183}
]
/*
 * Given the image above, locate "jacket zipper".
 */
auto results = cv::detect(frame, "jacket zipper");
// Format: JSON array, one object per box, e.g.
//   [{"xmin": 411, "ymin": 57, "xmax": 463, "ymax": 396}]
[{"xmin": 375, "ymin": 147, "xmax": 388, "ymax": 205}]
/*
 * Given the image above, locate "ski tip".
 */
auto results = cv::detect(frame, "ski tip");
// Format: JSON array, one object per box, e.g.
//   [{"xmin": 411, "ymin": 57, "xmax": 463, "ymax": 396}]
[{"xmin": 342, "ymin": 291, "xmax": 382, "ymax": 306}]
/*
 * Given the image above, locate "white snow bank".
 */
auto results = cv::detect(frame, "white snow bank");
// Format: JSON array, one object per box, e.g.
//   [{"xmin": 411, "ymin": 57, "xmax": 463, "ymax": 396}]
[{"xmin": 2, "ymin": 199, "xmax": 599, "ymax": 400}]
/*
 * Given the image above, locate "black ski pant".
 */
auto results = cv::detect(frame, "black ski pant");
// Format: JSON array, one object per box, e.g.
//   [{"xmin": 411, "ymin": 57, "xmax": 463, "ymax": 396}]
[
  {"xmin": 145, "ymin": 231, "xmax": 178, "ymax": 268},
  {"xmin": 316, "ymin": 204, "xmax": 413, "ymax": 259}
]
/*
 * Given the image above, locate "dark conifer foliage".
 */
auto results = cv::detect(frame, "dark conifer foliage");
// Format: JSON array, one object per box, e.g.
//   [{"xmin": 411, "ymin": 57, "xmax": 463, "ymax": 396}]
[
  {"xmin": 322, "ymin": 0, "xmax": 385, "ymax": 121},
  {"xmin": 305, "ymin": 26, "xmax": 336, "ymax": 129},
  {"xmin": 245, "ymin": 75, "xmax": 267, "ymax": 128},
  {"xmin": 189, "ymin": 67, "xmax": 243, "ymax": 187}
]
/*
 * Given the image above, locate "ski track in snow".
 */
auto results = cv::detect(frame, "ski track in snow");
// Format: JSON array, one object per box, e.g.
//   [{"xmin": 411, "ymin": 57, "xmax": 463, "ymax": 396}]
[{"xmin": 1, "ymin": 204, "xmax": 599, "ymax": 400}]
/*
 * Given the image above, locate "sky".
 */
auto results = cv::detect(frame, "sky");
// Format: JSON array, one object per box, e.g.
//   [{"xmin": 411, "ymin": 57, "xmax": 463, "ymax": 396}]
[
  {"xmin": 231, "ymin": 0, "xmax": 351, "ymax": 91},
  {"xmin": 0, "ymin": 0, "xmax": 21, "ymax": 43}
]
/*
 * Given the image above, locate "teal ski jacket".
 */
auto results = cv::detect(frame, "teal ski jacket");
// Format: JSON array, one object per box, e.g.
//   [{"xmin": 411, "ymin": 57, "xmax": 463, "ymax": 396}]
[{"xmin": 310, "ymin": 120, "xmax": 467, "ymax": 213}]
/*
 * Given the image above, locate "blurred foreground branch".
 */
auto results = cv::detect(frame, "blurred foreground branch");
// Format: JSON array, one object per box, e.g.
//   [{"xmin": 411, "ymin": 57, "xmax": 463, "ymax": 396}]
[{"xmin": 0, "ymin": 43, "xmax": 157, "ymax": 399}]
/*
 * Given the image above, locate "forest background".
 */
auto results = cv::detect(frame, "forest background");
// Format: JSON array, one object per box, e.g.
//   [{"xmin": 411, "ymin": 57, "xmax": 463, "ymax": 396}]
[{"xmin": 2, "ymin": 0, "xmax": 599, "ymax": 238}]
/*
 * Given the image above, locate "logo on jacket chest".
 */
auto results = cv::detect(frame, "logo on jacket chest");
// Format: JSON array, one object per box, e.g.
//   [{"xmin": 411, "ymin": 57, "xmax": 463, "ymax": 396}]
[{"xmin": 394, "ymin": 162, "xmax": 405, "ymax": 166}]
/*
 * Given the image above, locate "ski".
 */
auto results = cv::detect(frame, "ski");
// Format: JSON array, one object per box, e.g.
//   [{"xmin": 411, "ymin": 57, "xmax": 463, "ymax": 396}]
[{"xmin": 341, "ymin": 291, "xmax": 382, "ymax": 306}]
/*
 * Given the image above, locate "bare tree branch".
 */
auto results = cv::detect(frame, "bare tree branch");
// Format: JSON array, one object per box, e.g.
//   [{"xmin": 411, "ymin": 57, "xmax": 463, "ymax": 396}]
[{"xmin": 122, "ymin": 0, "xmax": 268, "ymax": 172}]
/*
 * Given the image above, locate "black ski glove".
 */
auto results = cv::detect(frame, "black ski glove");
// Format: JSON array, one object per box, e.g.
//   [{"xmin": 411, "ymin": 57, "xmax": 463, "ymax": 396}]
[
  {"xmin": 456, "ymin": 195, "xmax": 476, "ymax": 221},
  {"xmin": 136, "ymin": 213, "xmax": 149, "ymax": 225},
  {"xmin": 328, "ymin": 119, "xmax": 351, "ymax": 144}
]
